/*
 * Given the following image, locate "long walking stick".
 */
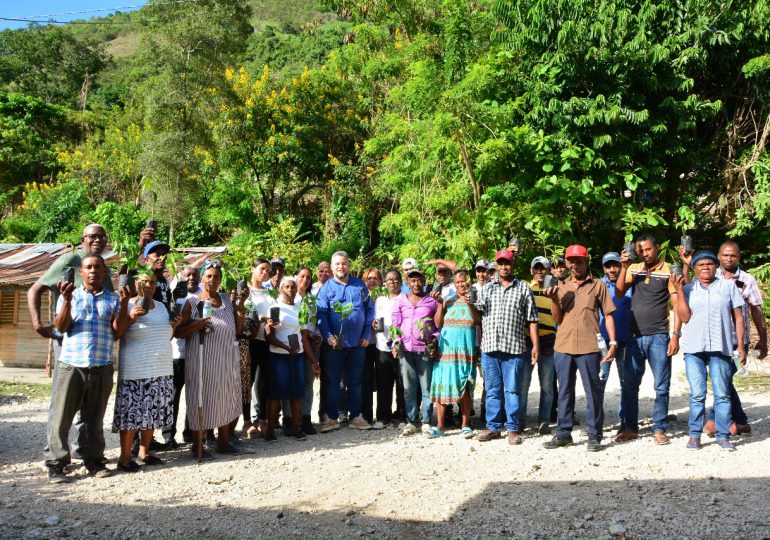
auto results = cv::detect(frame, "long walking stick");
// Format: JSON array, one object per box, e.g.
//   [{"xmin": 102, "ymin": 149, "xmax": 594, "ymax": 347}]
[{"xmin": 197, "ymin": 301, "xmax": 206, "ymax": 463}]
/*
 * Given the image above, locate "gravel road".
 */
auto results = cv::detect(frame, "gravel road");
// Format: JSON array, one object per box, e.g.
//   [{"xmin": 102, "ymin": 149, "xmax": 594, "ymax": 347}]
[{"xmin": 1, "ymin": 357, "xmax": 769, "ymax": 539}]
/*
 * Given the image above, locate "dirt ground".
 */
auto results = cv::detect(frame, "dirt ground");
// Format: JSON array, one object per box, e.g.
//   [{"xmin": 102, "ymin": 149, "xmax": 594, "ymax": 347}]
[{"xmin": 1, "ymin": 355, "xmax": 769, "ymax": 540}]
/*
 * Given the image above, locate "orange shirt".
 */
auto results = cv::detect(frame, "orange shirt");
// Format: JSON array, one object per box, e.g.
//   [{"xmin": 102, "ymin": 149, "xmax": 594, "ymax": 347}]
[{"xmin": 554, "ymin": 276, "xmax": 616, "ymax": 355}]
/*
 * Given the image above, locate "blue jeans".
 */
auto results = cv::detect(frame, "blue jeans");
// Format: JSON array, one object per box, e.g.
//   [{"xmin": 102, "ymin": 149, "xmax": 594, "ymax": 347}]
[
  {"xmin": 481, "ymin": 351, "xmax": 526, "ymax": 432},
  {"xmin": 400, "ymin": 351, "xmax": 433, "ymax": 425},
  {"xmin": 684, "ymin": 353, "xmax": 733, "ymax": 440},
  {"xmin": 554, "ymin": 352, "xmax": 604, "ymax": 439},
  {"xmin": 622, "ymin": 333, "xmax": 671, "ymax": 433},
  {"xmin": 599, "ymin": 343, "xmax": 627, "ymax": 428},
  {"xmin": 706, "ymin": 357, "xmax": 748, "ymax": 425},
  {"xmin": 518, "ymin": 349, "xmax": 555, "ymax": 426},
  {"xmin": 323, "ymin": 345, "xmax": 365, "ymax": 420}
]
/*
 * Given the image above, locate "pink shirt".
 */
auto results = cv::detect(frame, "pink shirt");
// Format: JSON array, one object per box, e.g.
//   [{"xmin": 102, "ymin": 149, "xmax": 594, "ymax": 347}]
[{"xmin": 391, "ymin": 293, "xmax": 439, "ymax": 352}]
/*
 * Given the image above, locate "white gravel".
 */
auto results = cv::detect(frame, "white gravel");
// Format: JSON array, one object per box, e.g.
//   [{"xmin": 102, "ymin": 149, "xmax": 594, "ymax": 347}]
[{"xmin": 1, "ymin": 357, "xmax": 769, "ymax": 539}]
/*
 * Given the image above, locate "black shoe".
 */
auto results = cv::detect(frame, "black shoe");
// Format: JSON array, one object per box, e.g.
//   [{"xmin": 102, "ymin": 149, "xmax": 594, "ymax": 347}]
[
  {"xmin": 282, "ymin": 417, "xmax": 293, "ymax": 433},
  {"xmin": 165, "ymin": 439, "xmax": 179, "ymax": 449},
  {"xmin": 265, "ymin": 433, "xmax": 278, "ymax": 443},
  {"xmin": 182, "ymin": 431, "xmax": 193, "ymax": 444},
  {"xmin": 150, "ymin": 439, "xmax": 168, "ymax": 451},
  {"xmin": 301, "ymin": 416, "xmax": 317, "ymax": 435},
  {"xmin": 586, "ymin": 437, "xmax": 602, "ymax": 452},
  {"xmin": 47, "ymin": 465, "xmax": 68, "ymax": 484},
  {"xmin": 543, "ymin": 435, "xmax": 573, "ymax": 449},
  {"xmin": 117, "ymin": 460, "xmax": 140, "ymax": 473},
  {"xmin": 293, "ymin": 430, "xmax": 307, "ymax": 441},
  {"xmin": 85, "ymin": 461, "xmax": 113, "ymax": 478}
]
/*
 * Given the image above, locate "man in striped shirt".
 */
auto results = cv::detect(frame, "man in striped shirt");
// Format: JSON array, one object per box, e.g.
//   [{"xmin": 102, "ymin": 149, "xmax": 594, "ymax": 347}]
[{"xmin": 518, "ymin": 256, "xmax": 556, "ymax": 435}]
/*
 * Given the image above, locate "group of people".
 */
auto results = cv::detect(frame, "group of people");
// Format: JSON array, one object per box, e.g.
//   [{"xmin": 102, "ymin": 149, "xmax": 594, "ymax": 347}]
[{"xmin": 30, "ymin": 224, "xmax": 766, "ymax": 483}]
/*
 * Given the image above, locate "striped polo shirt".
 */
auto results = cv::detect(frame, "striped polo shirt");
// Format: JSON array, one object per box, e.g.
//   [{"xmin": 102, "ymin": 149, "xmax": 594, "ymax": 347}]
[
  {"xmin": 681, "ymin": 278, "xmax": 744, "ymax": 357},
  {"xmin": 528, "ymin": 281, "xmax": 556, "ymax": 353},
  {"xmin": 625, "ymin": 260, "xmax": 677, "ymax": 336}
]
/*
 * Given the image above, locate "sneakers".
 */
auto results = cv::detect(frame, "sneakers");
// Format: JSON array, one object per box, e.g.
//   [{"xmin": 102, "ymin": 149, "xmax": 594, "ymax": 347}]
[
  {"xmin": 537, "ymin": 422, "xmax": 551, "ymax": 435},
  {"xmin": 47, "ymin": 465, "xmax": 68, "ymax": 484},
  {"xmin": 350, "ymin": 416, "xmax": 373, "ymax": 430},
  {"xmin": 686, "ymin": 437, "xmax": 702, "ymax": 450},
  {"xmin": 507, "ymin": 431, "xmax": 522, "ymax": 445},
  {"xmin": 85, "ymin": 461, "xmax": 112, "ymax": 478},
  {"xmin": 543, "ymin": 435, "xmax": 573, "ymax": 449},
  {"xmin": 371, "ymin": 421, "xmax": 385, "ymax": 430},
  {"xmin": 703, "ymin": 420, "xmax": 716, "ymax": 437},
  {"xmin": 293, "ymin": 431, "xmax": 308, "ymax": 441},
  {"xmin": 421, "ymin": 424, "xmax": 431, "ymax": 435},
  {"xmin": 586, "ymin": 437, "xmax": 602, "ymax": 452},
  {"xmin": 476, "ymin": 429, "xmax": 502, "ymax": 442},
  {"xmin": 613, "ymin": 430, "xmax": 638, "ymax": 443},
  {"xmin": 264, "ymin": 433, "xmax": 278, "ymax": 443},
  {"xmin": 401, "ymin": 423, "xmax": 419, "ymax": 436},
  {"xmin": 717, "ymin": 439, "xmax": 736, "ymax": 451},
  {"xmin": 396, "ymin": 422, "xmax": 407, "ymax": 431},
  {"xmin": 320, "ymin": 418, "xmax": 341, "ymax": 433},
  {"xmin": 339, "ymin": 413, "xmax": 350, "ymax": 424}
]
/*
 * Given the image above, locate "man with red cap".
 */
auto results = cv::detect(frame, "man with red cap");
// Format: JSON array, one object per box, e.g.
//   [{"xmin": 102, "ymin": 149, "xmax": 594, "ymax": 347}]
[
  {"xmin": 543, "ymin": 245, "xmax": 617, "ymax": 452},
  {"xmin": 473, "ymin": 248, "xmax": 539, "ymax": 445}
]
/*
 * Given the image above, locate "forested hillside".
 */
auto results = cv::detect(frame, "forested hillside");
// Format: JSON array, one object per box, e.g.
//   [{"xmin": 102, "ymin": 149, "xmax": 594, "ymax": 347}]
[{"xmin": 1, "ymin": 0, "xmax": 769, "ymax": 280}]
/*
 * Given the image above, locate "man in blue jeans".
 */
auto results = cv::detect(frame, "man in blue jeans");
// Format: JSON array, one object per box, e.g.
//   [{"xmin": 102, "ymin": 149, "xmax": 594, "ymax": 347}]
[
  {"xmin": 316, "ymin": 251, "xmax": 374, "ymax": 433},
  {"xmin": 519, "ymin": 256, "xmax": 556, "ymax": 435},
  {"xmin": 598, "ymin": 252, "xmax": 632, "ymax": 434},
  {"xmin": 473, "ymin": 249, "xmax": 539, "ymax": 445},
  {"xmin": 614, "ymin": 234, "xmax": 682, "ymax": 445}
]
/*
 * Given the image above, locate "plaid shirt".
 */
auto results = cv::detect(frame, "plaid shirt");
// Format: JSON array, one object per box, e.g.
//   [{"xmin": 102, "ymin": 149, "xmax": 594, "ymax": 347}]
[
  {"xmin": 475, "ymin": 278, "xmax": 539, "ymax": 355},
  {"xmin": 716, "ymin": 267, "xmax": 763, "ymax": 345},
  {"xmin": 57, "ymin": 286, "xmax": 120, "ymax": 368}
]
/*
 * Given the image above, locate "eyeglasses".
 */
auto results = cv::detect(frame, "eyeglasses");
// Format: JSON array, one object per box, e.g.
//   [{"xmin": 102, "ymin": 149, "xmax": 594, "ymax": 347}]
[{"xmin": 385, "ymin": 278, "xmax": 400, "ymax": 283}]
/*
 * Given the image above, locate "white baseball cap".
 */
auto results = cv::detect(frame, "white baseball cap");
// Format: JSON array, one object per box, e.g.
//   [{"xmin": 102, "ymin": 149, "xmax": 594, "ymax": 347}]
[{"xmin": 401, "ymin": 257, "xmax": 418, "ymax": 271}]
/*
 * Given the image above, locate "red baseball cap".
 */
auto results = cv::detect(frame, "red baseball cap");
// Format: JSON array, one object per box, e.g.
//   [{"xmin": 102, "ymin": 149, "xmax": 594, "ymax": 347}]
[
  {"xmin": 564, "ymin": 245, "xmax": 588, "ymax": 258},
  {"xmin": 495, "ymin": 249, "xmax": 515, "ymax": 262}
]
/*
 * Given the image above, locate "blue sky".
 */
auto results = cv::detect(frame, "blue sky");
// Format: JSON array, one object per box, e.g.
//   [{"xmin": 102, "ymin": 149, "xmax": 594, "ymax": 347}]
[{"xmin": 0, "ymin": 1, "xmax": 148, "ymax": 30}]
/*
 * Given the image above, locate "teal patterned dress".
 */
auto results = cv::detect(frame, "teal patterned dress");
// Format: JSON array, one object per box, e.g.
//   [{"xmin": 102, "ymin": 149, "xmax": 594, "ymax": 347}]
[{"xmin": 430, "ymin": 299, "xmax": 478, "ymax": 404}]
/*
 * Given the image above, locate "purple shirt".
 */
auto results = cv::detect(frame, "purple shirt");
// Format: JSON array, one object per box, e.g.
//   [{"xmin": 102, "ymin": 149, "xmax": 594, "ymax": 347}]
[{"xmin": 392, "ymin": 294, "xmax": 439, "ymax": 353}]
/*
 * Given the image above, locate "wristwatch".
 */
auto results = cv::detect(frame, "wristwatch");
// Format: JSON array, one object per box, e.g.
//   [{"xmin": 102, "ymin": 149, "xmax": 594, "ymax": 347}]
[
  {"xmin": 608, "ymin": 340, "xmax": 618, "ymax": 346},
  {"xmin": 672, "ymin": 330, "xmax": 682, "ymax": 337}
]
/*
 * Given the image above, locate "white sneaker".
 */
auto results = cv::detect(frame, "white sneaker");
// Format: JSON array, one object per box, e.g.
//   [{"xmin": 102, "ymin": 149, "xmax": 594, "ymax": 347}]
[
  {"xmin": 320, "ymin": 418, "xmax": 340, "ymax": 433},
  {"xmin": 401, "ymin": 423, "xmax": 419, "ymax": 436},
  {"xmin": 396, "ymin": 422, "xmax": 407, "ymax": 430},
  {"xmin": 372, "ymin": 421, "xmax": 385, "ymax": 430},
  {"xmin": 421, "ymin": 423, "xmax": 432, "ymax": 435},
  {"xmin": 350, "ymin": 415, "xmax": 373, "ymax": 430},
  {"xmin": 339, "ymin": 413, "xmax": 350, "ymax": 424}
]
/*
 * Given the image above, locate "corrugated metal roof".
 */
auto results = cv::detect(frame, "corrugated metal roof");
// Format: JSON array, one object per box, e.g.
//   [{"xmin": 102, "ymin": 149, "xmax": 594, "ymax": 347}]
[{"xmin": 0, "ymin": 244, "xmax": 228, "ymax": 287}]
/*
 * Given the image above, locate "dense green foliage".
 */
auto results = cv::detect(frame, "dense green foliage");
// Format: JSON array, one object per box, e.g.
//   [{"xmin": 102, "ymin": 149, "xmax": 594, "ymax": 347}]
[{"xmin": 0, "ymin": 0, "xmax": 769, "ymax": 283}]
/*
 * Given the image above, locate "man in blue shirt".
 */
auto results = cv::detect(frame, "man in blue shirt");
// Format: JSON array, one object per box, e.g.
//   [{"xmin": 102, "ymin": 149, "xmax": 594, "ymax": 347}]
[
  {"xmin": 316, "ymin": 251, "xmax": 375, "ymax": 433},
  {"xmin": 598, "ymin": 252, "xmax": 633, "ymax": 434},
  {"xmin": 45, "ymin": 254, "xmax": 129, "ymax": 483}
]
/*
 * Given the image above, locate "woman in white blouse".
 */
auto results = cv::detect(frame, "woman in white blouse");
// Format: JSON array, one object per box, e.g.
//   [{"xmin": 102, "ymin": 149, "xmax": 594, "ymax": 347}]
[
  {"xmin": 264, "ymin": 277, "xmax": 320, "ymax": 442},
  {"xmin": 113, "ymin": 274, "xmax": 182, "ymax": 472},
  {"xmin": 373, "ymin": 270, "xmax": 407, "ymax": 428}
]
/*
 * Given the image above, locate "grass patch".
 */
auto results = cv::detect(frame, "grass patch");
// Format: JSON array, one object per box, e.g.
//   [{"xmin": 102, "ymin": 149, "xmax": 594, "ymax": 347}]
[
  {"xmin": 0, "ymin": 380, "xmax": 51, "ymax": 405},
  {"xmin": 734, "ymin": 372, "xmax": 770, "ymax": 393}
]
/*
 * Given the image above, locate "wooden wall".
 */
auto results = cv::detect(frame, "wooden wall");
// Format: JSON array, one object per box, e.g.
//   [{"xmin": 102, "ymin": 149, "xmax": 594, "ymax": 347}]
[{"xmin": 0, "ymin": 286, "xmax": 52, "ymax": 370}]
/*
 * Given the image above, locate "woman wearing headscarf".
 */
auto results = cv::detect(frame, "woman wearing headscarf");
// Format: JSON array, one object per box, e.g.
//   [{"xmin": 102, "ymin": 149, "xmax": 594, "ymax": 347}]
[
  {"xmin": 673, "ymin": 251, "xmax": 745, "ymax": 451},
  {"xmin": 174, "ymin": 260, "xmax": 247, "ymax": 458}
]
